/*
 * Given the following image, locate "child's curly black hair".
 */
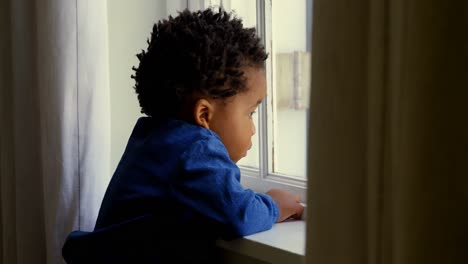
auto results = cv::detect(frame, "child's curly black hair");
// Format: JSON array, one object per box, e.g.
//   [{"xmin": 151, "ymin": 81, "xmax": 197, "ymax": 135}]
[{"xmin": 131, "ymin": 8, "xmax": 268, "ymax": 118}]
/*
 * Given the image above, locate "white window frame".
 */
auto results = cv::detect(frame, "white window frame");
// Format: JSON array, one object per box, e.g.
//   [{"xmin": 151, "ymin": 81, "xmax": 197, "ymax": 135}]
[
  {"xmin": 241, "ymin": 0, "xmax": 307, "ymax": 202},
  {"xmin": 196, "ymin": 0, "xmax": 308, "ymax": 201}
]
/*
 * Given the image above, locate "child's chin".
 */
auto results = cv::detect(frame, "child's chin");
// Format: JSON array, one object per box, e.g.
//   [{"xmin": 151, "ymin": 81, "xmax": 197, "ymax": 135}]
[{"xmin": 234, "ymin": 154, "xmax": 247, "ymax": 164}]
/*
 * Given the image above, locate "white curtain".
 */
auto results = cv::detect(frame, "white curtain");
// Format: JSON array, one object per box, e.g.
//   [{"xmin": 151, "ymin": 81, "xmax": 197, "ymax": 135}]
[
  {"xmin": 0, "ymin": 0, "xmax": 110, "ymax": 263},
  {"xmin": 306, "ymin": 0, "xmax": 468, "ymax": 263}
]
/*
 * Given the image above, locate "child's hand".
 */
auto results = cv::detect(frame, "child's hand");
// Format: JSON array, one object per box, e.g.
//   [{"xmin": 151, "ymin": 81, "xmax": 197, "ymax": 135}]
[{"xmin": 266, "ymin": 189, "xmax": 304, "ymax": 222}]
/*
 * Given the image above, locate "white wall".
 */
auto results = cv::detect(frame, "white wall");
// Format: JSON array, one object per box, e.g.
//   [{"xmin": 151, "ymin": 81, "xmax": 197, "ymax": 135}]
[
  {"xmin": 229, "ymin": 0, "xmax": 257, "ymax": 28},
  {"xmin": 107, "ymin": 1, "xmax": 181, "ymax": 170}
]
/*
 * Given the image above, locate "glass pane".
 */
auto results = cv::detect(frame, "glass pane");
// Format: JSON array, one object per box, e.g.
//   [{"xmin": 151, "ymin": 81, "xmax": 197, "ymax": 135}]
[
  {"xmin": 226, "ymin": 0, "xmax": 259, "ymax": 168},
  {"xmin": 271, "ymin": 0, "xmax": 312, "ymax": 178}
]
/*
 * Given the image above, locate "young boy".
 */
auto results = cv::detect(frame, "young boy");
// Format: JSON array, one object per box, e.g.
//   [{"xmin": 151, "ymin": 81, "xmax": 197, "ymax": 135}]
[{"xmin": 63, "ymin": 8, "xmax": 303, "ymax": 263}]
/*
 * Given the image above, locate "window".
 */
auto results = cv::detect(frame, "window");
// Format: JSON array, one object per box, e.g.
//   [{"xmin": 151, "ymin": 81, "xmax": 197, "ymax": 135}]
[
  {"xmin": 108, "ymin": 0, "xmax": 312, "ymax": 201},
  {"xmin": 219, "ymin": 0, "xmax": 312, "ymax": 200}
]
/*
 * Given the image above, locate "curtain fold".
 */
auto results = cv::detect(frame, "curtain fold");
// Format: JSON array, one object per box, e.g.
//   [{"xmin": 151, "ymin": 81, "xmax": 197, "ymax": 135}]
[
  {"xmin": 1, "ymin": 0, "xmax": 110, "ymax": 263},
  {"xmin": 0, "ymin": 1, "xmax": 19, "ymax": 263},
  {"xmin": 306, "ymin": 0, "xmax": 468, "ymax": 263}
]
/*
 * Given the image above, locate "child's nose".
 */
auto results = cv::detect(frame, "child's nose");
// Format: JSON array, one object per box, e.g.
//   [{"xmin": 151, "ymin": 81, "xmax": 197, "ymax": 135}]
[{"xmin": 251, "ymin": 123, "xmax": 256, "ymax": 136}]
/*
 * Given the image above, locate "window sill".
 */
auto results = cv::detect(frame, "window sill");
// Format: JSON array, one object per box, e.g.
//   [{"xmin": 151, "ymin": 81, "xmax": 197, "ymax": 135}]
[{"xmin": 216, "ymin": 220, "xmax": 305, "ymax": 263}]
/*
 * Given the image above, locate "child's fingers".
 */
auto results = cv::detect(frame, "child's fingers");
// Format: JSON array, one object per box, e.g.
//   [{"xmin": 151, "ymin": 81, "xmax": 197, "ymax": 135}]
[
  {"xmin": 298, "ymin": 203, "xmax": 305, "ymax": 215},
  {"xmin": 295, "ymin": 195, "xmax": 301, "ymax": 203},
  {"xmin": 292, "ymin": 202, "xmax": 305, "ymax": 219}
]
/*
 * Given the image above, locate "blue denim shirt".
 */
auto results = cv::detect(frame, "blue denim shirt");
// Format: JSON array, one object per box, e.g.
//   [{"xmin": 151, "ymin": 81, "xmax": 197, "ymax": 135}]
[
  {"xmin": 62, "ymin": 117, "xmax": 279, "ymax": 263},
  {"xmin": 96, "ymin": 117, "xmax": 279, "ymax": 236}
]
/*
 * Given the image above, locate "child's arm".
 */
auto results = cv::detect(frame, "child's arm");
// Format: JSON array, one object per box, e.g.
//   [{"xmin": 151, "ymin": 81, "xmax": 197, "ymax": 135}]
[{"xmin": 171, "ymin": 137, "xmax": 299, "ymax": 238}]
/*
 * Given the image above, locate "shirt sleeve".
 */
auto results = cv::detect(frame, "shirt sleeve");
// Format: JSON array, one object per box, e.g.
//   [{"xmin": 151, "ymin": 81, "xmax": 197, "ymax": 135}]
[{"xmin": 170, "ymin": 136, "xmax": 279, "ymax": 238}]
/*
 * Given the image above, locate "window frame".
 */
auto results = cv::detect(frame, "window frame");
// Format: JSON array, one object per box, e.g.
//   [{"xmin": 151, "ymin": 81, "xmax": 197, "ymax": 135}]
[
  {"xmin": 239, "ymin": 0, "xmax": 308, "ymax": 201},
  {"xmin": 198, "ymin": 0, "xmax": 309, "ymax": 201}
]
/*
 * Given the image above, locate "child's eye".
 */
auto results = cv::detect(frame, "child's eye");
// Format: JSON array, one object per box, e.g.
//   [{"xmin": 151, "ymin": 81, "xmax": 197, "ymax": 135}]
[{"xmin": 249, "ymin": 111, "xmax": 256, "ymax": 118}]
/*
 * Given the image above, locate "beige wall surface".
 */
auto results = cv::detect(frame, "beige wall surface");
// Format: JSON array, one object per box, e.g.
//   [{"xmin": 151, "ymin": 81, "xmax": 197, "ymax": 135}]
[{"xmin": 107, "ymin": 1, "xmax": 167, "ymax": 170}]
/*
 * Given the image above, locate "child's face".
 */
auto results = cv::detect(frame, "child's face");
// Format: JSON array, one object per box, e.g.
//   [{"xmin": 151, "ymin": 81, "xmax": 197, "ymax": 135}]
[{"xmin": 209, "ymin": 67, "xmax": 267, "ymax": 163}]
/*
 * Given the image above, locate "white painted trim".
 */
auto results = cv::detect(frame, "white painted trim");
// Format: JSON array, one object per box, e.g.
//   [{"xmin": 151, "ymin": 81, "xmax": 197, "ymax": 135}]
[
  {"xmin": 217, "ymin": 221, "xmax": 306, "ymax": 263},
  {"xmin": 256, "ymin": 0, "xmax": 270, "ymax": 179}
]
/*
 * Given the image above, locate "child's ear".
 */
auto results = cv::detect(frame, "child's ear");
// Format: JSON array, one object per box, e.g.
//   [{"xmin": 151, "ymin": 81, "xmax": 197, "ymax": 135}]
[{"xmin": 193, "ymin": 98, "xmax": 214, "ymax": 129}]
